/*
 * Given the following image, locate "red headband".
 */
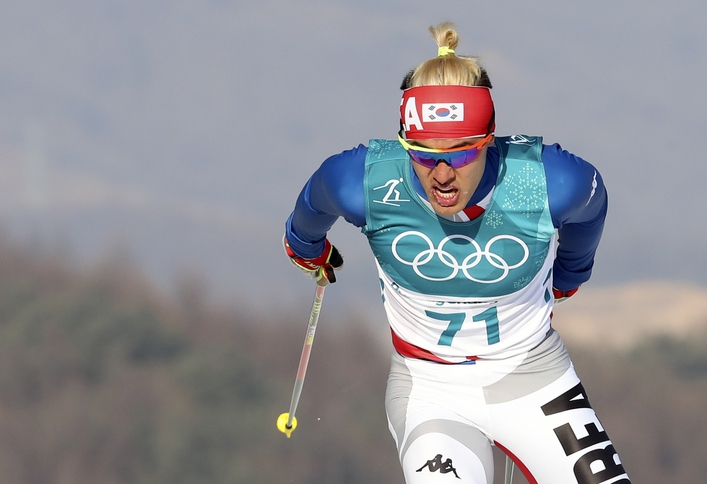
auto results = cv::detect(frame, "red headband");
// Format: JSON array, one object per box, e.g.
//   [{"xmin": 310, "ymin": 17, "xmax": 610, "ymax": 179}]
[{"xmin": 400, "ymin": 85, "xmax": 495, "ymax": 140}]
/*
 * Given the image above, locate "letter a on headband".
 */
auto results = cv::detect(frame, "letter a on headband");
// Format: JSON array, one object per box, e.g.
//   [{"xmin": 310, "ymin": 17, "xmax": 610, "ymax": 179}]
[{"xmin": 402, "ymin": 96, "xmax": 424, "ymax": 132}]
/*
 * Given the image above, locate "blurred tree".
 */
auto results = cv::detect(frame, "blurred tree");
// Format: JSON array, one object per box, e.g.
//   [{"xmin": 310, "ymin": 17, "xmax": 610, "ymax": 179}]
[{"xmin": 0, "ymin": 236, "xmax": 704, "ymax": 483}]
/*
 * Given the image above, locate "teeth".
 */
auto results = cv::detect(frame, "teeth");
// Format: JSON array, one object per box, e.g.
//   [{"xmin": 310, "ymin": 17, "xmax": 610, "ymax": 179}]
[{"xmin": 435, "ymin": 187, "xmax": 456, "ymax": 199}]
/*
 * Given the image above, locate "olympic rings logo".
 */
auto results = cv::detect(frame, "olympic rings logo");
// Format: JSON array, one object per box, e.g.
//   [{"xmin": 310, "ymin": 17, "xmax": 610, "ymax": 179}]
[{"xmin": 391, "ymin": 231, "xmax": 529, "ymax": 283}]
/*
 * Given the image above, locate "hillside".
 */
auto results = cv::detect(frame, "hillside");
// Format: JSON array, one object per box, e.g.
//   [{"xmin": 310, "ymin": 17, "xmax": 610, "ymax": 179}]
[
  {"xmin": 553, "ymin": 281, "xmax": 707, "ymax": 348},
  {"xmin": 0, "ymin": 237, "xmax": 705, "ymax": 483}
]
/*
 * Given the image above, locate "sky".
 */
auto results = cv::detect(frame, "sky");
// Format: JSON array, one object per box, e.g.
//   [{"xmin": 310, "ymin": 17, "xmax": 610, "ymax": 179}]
[{"xmin": 0, "ymin": 0, "xmax": 705, "ymax": 319}]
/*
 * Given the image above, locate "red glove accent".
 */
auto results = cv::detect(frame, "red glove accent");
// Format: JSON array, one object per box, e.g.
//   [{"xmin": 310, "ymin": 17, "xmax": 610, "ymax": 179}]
[
  {"xmin": 284, "ymin": 237, "xmax": 344, "ymax": 283},
  {"xmin": 552, "ymin": 287, "xmax": 579, "ymax": 303}
]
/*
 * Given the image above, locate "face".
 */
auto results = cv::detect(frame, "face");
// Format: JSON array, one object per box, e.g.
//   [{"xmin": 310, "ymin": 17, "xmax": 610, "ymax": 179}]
[{"xmin": 409, "ymin": 137, "xmax": 492, "ymax": 216}]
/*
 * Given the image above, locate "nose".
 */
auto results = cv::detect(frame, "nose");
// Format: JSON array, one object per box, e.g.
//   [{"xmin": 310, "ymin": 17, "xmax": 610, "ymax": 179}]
[{"xmin": 432, "ymin": 161, "xmax": 455, "ymax": 184}]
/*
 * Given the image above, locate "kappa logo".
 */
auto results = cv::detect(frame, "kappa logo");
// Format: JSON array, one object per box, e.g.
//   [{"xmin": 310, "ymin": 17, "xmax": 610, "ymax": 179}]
[
  {"xmin": 416, "ymin": 454, "xmax": 461, "ymax": 479},
  {"xmin": 506, "ymin": 134, "xmax": 536, "ymax": 145},
  {"xmin": 373, "ymin": 178, "xmax": 410, "ymax": 207}
]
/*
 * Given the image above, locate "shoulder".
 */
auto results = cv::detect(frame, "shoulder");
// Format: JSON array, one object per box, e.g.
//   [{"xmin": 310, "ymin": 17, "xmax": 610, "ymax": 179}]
[
  {"xmin": 319, "ymin": 143, "xmax": 368, "ymax": 171},
  {"xmin": 541, "ymin": 142, "xmax": 602, "ymax": 198},
  {"xmin": 314, "ymin": 144, "xmax": 368, "ymax": 188},
  {"xmin": 318, "ymin": 139, "xmax": 409, "ymax": 182},
  {"xmin": 494, "ymin": 134, "xmax": 543, "ymax": 154},
  {"xmin": 542, "ymin": 143, "xmax": 599, "ymax": 179},
  {"xmin": 541, "ymin": 143, "xmax": 606, "ymax": 225}
]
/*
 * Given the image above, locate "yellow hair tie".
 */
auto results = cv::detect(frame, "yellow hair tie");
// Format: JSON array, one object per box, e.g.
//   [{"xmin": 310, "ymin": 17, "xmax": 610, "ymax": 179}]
[{"xmin": 438, "ymin": 46, "xmax": 455, "ymax": 57}]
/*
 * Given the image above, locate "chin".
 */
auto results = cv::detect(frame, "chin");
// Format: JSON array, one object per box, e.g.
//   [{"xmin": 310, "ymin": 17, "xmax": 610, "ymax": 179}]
[{"xmin": 432, "ymin": 204, "xmax": 460, "ymax": 215}]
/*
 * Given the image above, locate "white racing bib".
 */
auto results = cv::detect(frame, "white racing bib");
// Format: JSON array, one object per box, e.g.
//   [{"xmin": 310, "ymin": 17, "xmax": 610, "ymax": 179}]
[{"xmin": 378, "ymin": 234, "xmax": 557, "ymax": 362}]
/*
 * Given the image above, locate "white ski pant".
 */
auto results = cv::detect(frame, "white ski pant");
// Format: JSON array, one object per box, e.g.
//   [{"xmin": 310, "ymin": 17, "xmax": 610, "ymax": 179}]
[{"xmin": 385, "ymin": 329, "xmax": 631, "ymax": 484}]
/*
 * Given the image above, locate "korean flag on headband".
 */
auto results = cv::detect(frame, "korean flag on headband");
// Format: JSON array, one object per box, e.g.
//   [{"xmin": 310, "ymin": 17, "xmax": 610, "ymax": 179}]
[{"xmin": 422, "ymin": 103, "xmax": 465, "ymax": 122}]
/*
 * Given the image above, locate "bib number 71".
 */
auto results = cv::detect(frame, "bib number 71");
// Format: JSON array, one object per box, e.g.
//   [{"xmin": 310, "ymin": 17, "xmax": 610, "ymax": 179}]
[{"xmin": 425, "ymin": 308, "xmax": 500, "ymax": 346}]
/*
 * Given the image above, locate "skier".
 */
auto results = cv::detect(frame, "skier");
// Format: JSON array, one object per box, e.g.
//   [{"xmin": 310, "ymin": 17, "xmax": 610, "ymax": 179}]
[{"xmin": 283, "ymin": 22, "xmax": 631, "ymax": 484}]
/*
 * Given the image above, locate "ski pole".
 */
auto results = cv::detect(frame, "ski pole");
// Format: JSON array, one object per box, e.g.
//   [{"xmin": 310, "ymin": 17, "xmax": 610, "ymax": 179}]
[{"xmin": 277, "ymin": 276, "xmax": 328, "ymax": 438}]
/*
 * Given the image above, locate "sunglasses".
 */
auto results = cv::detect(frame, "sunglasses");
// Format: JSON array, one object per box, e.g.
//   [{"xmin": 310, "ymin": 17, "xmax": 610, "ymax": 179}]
[{"xmin": 398, "ymin": 132, "xmax": 493, "ymax": 169}]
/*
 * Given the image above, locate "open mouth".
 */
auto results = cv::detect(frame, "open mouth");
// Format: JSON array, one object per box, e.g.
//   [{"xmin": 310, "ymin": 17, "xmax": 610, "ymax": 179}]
[{"xmin": 433, "ymin": 186, "xmax": 459, "ymax": 207}]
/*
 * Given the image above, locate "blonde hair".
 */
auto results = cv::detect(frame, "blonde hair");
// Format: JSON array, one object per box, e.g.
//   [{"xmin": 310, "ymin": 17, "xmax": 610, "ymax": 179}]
[{"xmin": 402, "ymin": 22, "xmax": 492, "ymax": 89}]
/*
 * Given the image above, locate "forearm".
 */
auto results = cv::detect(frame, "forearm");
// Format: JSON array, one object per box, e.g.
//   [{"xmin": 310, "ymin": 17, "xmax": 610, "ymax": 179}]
[
  {"xmin": 286, "ymin": 201, "xmax": 338, "ymax": 259},
  {"xmin": 553, "ymin": 194, "xmax": 607, "ymax": 290}
]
